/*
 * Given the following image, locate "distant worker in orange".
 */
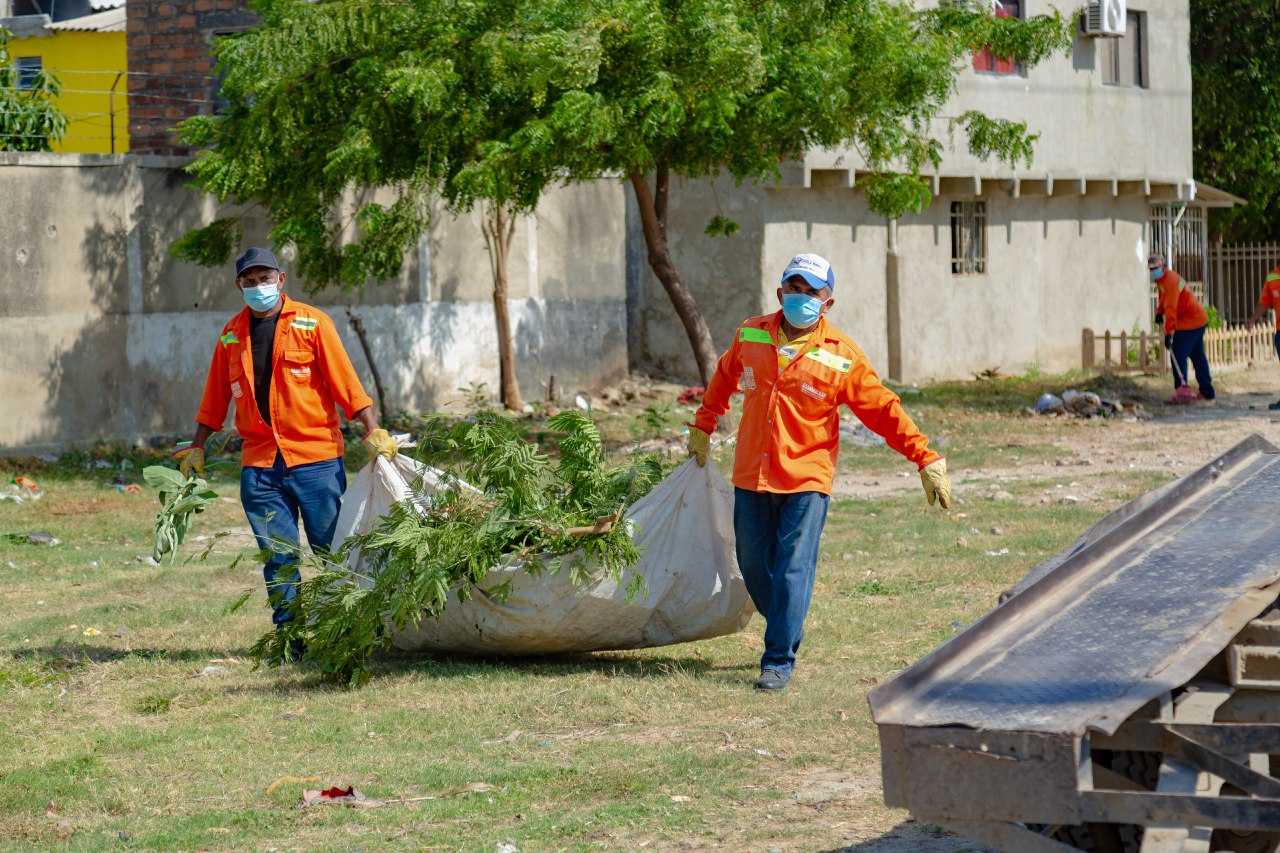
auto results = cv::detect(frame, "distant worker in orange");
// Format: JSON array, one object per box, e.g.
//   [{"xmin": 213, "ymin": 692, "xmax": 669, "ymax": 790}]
[
  {"xmin": 1149, "ymin": 253, "xmax": 1214, "ymax": 404},
  {"xmin": 172, "ymin": 247, "xmax": 399, "ymax": 660},
  {"xmin": 1243, "ymin": 261, "xmax": 1280, "ymax": 409},
  {"xmin": 687, "ymin": 253, "xmax": 950, "ymax": 693}
]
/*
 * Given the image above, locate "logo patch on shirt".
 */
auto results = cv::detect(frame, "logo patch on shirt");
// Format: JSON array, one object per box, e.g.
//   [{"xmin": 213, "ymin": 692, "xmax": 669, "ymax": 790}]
[
  {"xmin": 289, "ymin": 366, "xmax": 312, "ymax": 380},
  {"xmin": 800, "ymin": 382, "xmax": 828, "ymax": 401},
  {"xmin": 231, "ymin": 381, "xmax": 243, "ymax": 399},
  {"xmin": 291, "ymin": 317, "xmax": 318, "ymax": 331},
  {"xmin": 803, "ymin": 348, "xmax": 853, "ymax": 373},
  {"xmin": 742, "ymin": 366, "xmax": 757, "ymax": 391}
]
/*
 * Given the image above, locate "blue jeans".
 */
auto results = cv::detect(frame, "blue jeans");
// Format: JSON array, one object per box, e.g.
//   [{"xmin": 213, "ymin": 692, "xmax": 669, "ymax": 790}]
[
  {"xmin": 240, "ymin": 455, "xmax": 346, "ymax": 625},
  {"xmin": 734, "ymin": 488, "xmax": 830, "ymax": 677},
  {"xmin": 1170, "ymin": 325, "xmax": 1214, "ymax": 400}
]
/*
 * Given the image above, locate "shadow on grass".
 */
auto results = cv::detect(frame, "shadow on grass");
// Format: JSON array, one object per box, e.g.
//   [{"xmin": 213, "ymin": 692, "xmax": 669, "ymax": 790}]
[
  {"xmin": 387, "ymin": 648, "xmax": 755, "ymax": 678},
  {"xmin": 820, "ymin": 819, "xmax": 989, "ymax": 852},
  {"xmin": 8, "ymin": 643, "xmax": 228, "ymax": 667},
  {"xmin": 215, "ymin": 648, "xmax": 757, "ymax": 695}
]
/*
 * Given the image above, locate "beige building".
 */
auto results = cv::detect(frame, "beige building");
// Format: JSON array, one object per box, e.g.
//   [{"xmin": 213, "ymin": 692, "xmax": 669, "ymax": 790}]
[{"xmin": 631, "ymin": 0, "xmax": 1219, "ymax": 383}]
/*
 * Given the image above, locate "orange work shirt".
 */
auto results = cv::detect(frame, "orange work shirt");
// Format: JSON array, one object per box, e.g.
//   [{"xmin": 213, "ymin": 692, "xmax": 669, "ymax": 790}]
[
  {"xmin": 195, "ymin": 295, "xmax": 373, "ymax": 468},
  {"xmin": 1154, "ymin": 269, "xmax": 1208, "ymax": 334},
  {"xmin": 1256, "ymin": 267, "xmax": 1280, "ymax": 330},
  {"xmin": 694, "ymin": 312, "xmax": 940, "ymax": 495}
]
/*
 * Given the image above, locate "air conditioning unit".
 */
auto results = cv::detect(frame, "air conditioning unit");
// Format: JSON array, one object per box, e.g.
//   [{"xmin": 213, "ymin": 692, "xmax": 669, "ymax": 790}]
[{"xmin": 1082, "ymin": 0, "xmax": 1127, "ymax": 37}]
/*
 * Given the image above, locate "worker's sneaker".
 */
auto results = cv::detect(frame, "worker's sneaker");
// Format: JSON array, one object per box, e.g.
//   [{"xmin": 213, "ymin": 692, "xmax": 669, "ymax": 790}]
[
  {"xmin": 754, "ymin": 668, "xmax": 790, "ymax": 692},
  {"xmin": 1269, "ymin": 400, "xmax": 1280, "ymax": 411}
]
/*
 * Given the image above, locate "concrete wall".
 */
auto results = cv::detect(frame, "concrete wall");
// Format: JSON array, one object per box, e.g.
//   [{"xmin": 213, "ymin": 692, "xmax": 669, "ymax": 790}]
[
  {"xmin": 894, "ymin": 191, "xmax": 1150, "ymax": 380},
  {"xmin": 630, "ymin": 175, "xmax": 767, "ymax": 378},
  {"xmin": 0, "ymin": 154, "xmax": 628, "ymax": 453}
]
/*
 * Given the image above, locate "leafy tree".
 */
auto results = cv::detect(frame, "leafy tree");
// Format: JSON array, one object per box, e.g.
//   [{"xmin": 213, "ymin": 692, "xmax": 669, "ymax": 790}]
[
  {"xmin": 1192, "ymin": 0, "xmax": 1280, "ymax": 241},
  {"xmin": 173, "ymin": 0, "xmax": 1070, "ymax": 386},
  {"xmin": 0, "ymin": 30, "xmax": 66, "ymax": 152}
]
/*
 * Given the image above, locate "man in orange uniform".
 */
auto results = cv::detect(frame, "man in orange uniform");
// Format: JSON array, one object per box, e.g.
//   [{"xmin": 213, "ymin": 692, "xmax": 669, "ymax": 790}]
[
  {"xmin": 172, "ymin": 248, "xmax": 398, "ymax": 657},
  {"xmin": 687, "ymin": 253, "xmax": 950, "ymax": 692},
  {"xmin": 1149, "ymin": 253, "xmax": 1214, "ymax": 404},
  {"xmin": 1244, "ymin": 263, "xmax": 1280, "ymax": 409}
]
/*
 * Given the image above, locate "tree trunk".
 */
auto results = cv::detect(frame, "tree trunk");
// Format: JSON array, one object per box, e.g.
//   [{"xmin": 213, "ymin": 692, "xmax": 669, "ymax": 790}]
[
  {"xmin": 345, "ymin": 307, "xmax": 390, "ymax": 424},
  {"xmin": 627, "ymin": 168, "xmax": 719, "ymax": 386},
  {"xmin": 483, "ymin": 203, "xmax": 524, "ymax": 412}
]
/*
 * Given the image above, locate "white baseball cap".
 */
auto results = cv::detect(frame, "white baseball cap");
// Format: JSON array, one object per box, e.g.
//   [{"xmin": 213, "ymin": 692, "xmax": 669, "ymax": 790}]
[{"xmin": 781, "ymin": 253, "xmax": 835, "ymax": 292}]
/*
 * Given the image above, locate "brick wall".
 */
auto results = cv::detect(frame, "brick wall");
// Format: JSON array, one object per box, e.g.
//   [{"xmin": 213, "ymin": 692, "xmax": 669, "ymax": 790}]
[{"xmin": 126, "ymin": 0, "xmax": 257, "ymax": 155}]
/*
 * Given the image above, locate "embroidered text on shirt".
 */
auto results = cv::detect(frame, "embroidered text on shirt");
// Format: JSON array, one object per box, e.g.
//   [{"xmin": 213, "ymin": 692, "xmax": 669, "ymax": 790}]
[{"xmin": 800, "ymin": 382, "xmax": 828, "ymax": 401}]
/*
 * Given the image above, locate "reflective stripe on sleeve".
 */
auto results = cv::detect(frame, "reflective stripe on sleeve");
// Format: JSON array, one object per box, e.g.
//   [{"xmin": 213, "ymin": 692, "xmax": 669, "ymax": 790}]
[
  {"xmin": 738, "ymin": 327, "xmax": 773, "ymax": 345},
  {"xmin": 804, "ymin": 348, "xmax": 852, "ymax": 373},
  {"xmin": 219, "ymin": 332, "xmax": 239, "ymax": 347}
]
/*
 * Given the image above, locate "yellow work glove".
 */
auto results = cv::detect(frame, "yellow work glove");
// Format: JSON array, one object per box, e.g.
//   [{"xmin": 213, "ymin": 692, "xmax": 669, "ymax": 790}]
[
  {"xmin": 920, "ymin": 458, "xmax": 951, "ymax": 509},
  {"xmin": 362, "ymin": 428, "xmax": 398, "ymax": 462},
  {"xmin": 687, "ymin": 426, "xmax": 710, "ymax": 467},
  {"xmin": 172, "ymin": 445, "xmax": 206, "ymax": 479}
]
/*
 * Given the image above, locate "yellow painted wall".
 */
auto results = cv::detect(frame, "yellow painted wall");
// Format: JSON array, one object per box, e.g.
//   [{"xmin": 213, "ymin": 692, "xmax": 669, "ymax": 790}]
[{"xmin": 10, "ymin": 30, "xmax": 128, "ymax": 154}]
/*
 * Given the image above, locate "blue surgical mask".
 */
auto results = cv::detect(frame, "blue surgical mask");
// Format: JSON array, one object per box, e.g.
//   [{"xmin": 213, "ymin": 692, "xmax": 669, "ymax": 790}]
[
  {"xmin": 242, "ymin": 283, "xmax": 280, "ymax": 312},
  {"xmin": 781, "ymin": 292, "xmax": 825, "ymax": 328},
  {"xmin": 1149, "ymin": 267, "xmax": 1164, "ymax": 281}
]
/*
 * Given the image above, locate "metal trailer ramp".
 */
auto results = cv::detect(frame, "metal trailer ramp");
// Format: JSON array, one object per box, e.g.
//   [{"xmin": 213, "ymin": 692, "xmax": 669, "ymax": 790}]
[{"xmin": 868, "ymin": 435, "xmax": 1280, "ymax": 853}]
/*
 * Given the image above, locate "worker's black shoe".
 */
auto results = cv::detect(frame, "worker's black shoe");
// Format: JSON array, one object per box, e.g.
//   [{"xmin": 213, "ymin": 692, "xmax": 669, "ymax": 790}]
[
  {"xmin": 754, "ymin": 668, "xmax": 790, "ymax": 692},
  {"xmin": 282, "ymin": 637, "xmax": 306, "ymax": 664},
  {"xmin": 1269, "ymin": 400, "xmax": 1280, "ymax": 411}
]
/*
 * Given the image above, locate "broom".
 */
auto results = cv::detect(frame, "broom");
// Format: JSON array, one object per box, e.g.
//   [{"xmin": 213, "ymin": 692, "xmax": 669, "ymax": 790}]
[{"xmin": 1168, "ymin": 338, "xmax": 1198, "ymax": 404}]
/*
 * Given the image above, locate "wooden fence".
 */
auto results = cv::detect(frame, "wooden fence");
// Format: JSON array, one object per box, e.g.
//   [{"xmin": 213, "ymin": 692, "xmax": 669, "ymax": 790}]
[
  {"xmin": 1083, "ymin": 324, "xmax": 1276, "ymax": 374},
  {"xmin": 1203, "ymin": 323, "xmax": 1276, "ymax": 369},
  {"xmin": 1082, "ymin": 329, "xmax": 1163, "ymax": 374}
]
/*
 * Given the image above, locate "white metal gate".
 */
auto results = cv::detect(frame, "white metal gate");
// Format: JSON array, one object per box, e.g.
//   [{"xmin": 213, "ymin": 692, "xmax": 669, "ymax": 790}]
[{"xmin": 1206, "ymin": 241, "xmax": 1280, "ymax": 324}]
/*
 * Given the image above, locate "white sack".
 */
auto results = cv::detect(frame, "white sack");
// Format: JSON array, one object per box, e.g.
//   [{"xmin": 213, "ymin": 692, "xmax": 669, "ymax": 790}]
[{"xmin": 331, "ymin": 455, "xmax": 754, "ymax": 656}]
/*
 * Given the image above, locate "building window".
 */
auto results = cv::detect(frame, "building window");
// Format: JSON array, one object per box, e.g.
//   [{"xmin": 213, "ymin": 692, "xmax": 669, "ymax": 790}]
[
  {"xmin": 951, "ymin": 201, "xmax": 987, "ymax": 275},
  {"xmin": 972, "ymin": 0, "xmax": 1022, "ymax": 76},
  {"xmin": 14, "ymin": 57, "xmax": 42, "ymax": 91},
  {"xmin": 1101, "ymin": 11, "xmax": 1147, "ymax": 88}
]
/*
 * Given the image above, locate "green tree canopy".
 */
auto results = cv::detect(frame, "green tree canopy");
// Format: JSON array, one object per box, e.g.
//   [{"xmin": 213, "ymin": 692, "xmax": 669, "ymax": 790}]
[
  {"xmin": 175, "ymin": 0, "xmax": 1070, "ymax": 381},
  {"xmin": 0, "ymin": 31, "xmax": 66, "ymax": 152},
  {"xmin": 1192, "ymin": 0, "xmax": 1280, "ymax": 241}
]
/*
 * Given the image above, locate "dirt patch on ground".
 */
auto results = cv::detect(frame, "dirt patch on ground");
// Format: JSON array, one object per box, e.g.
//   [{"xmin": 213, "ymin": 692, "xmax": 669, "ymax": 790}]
[{"xmin": 833, "ymin": 365, "xmax": 1280, "ymax": 502}]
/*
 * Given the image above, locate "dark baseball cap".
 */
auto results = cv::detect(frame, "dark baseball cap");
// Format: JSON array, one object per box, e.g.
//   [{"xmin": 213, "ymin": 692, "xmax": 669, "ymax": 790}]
[{"xmin": 235, "ymin": 247, "xmax": 281, "ymax": 276}]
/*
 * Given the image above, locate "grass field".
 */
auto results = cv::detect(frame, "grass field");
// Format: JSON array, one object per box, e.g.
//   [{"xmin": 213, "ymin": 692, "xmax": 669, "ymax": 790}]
[{"xmin": 0, "ymin": 372, "xmax": 1194, "ymax": 852}]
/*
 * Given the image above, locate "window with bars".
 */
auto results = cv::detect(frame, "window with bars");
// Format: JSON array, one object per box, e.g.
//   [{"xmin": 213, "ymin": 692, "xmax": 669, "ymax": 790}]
[
  {"xmin": 1101, "ymin": 10, "xmax": 1147, "ymax": 88},
  {"xmin": 972, "ymin": 0, "xmax": 1022, "ymax": 76},
  {"xmin": 951, "ymin": 201, "xmax": 987, "ymax": 275}
]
